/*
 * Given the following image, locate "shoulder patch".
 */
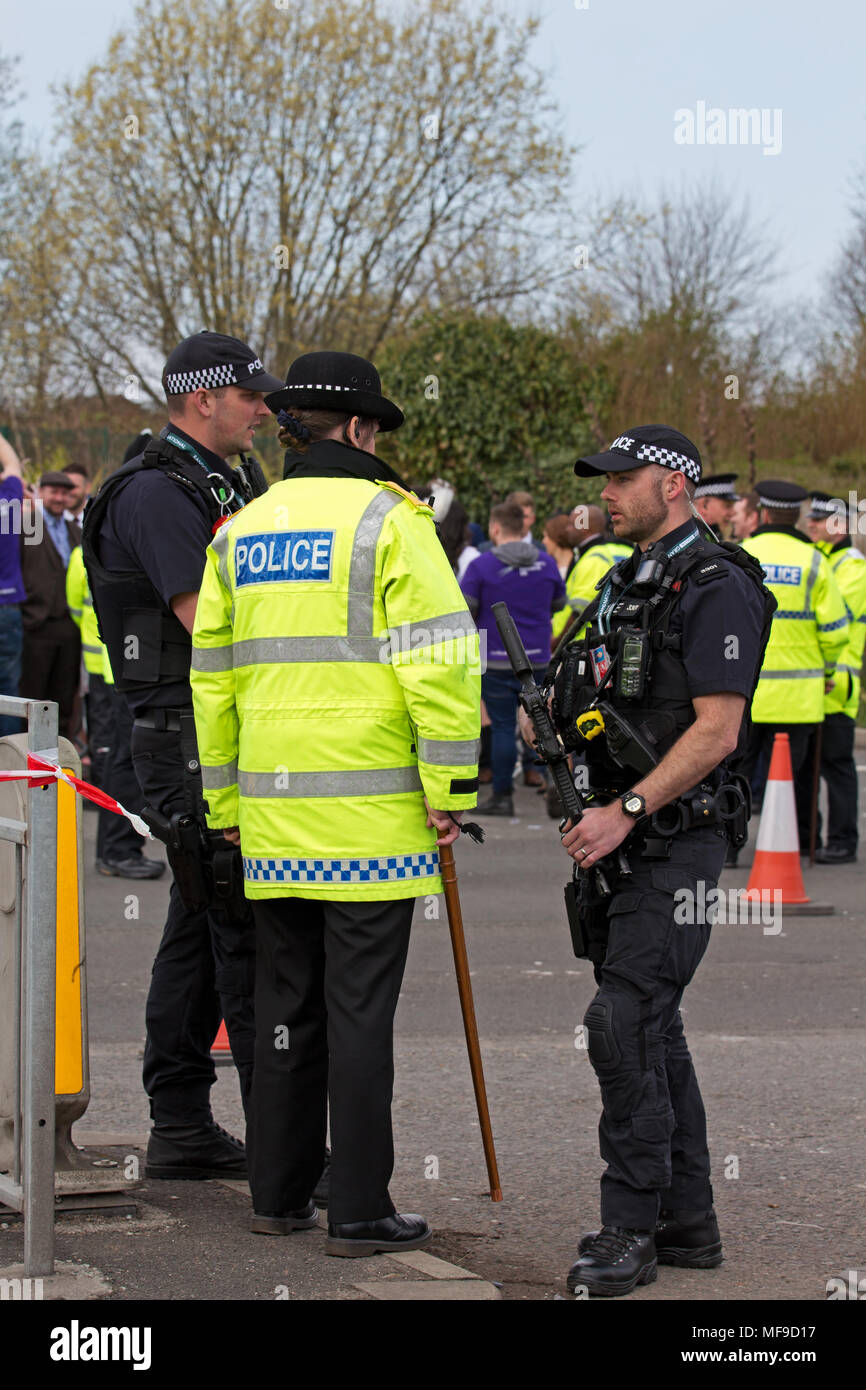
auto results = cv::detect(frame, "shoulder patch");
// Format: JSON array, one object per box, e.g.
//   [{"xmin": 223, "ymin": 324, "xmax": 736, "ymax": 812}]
[
  {"xmin": 694, "ymin": 560, "xmax": 728, "ymax": 584},
  {"xmin": 375, "ymin": 479, "xmax": 435, "ymax": 516}
]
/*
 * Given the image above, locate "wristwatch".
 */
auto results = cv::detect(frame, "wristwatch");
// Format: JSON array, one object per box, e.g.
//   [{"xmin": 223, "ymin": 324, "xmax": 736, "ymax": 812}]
[{"xmin": 620, "ymin": 791, "xmax": 647, "ymax": 823}]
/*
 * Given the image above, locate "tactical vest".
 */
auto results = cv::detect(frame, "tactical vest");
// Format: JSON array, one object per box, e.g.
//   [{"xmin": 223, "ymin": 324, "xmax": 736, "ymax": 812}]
[
  {"xmin": 81, "ymin": 432, "xmax": 265, "ymax": 693},
  {"xmin": 552, "ymin": 530, "xmax": 775, "ymax": 793}
]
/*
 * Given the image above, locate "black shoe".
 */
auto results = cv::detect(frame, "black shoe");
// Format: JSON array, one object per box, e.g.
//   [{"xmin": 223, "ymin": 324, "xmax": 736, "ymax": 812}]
[
  {"xmin": 325, "ymin": 1212, "xmax": 432, "ymax": 1258},
  {"xmin": 578, "ymin": 1207, "xmax": 722, "ymax": 1269},
  {"xmin": 250, "ymin": 1201, "xmax": 318, "ymax": 1234},
  {"xmin": 725, "ymin": 845, "xmax": 739, "ymax": 867},
  {"xmin": 814, "ymin": 846, "xmax": 857, "ymax": 864},
  {"xmin": 475, "ymin": 794, "xmax": 514, "ymax": 818},
  {"xmin": 312, "ymin": 1149, "xmax": 331, "ymax": 1206},
  {"xmin": 567, "ymin": 1225, "xmax": 657, "ymax": 1297},
  {"xmin": 546, "ymin": 784, "xmax": 564, "ymax": 820},
  {"xmin": 97, "ymin": 856, "xmax": 166, "ymax": 880},
  {"xmin": 145, "ymin": 1121, "xmax": 247, "ymax": 1180}
]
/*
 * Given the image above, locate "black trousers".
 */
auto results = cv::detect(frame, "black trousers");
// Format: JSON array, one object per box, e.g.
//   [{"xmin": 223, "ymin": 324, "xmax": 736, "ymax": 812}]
[
  {"xmin": 794, "ymin": 713, "xmax": 858, "ymax": 852},
  {"xmin": 131, "ymin": 721, "xmax": 256, "ymax": 1124},
  {"xmin": 96, "ymin": 684, "xmax": 147, "ymax": 863},
  {"xmin": 583, "ymin": 827, "xmax": 727, "ymax": 1230},
  {"xmin": 20, "ymin": 616, "xmax": 81, "ymax": 739},
  {"xmin": 85, "ymin": 671, "xmax": 115, "ymax": 790},
  {"xmin": 737, "ymin": 721, "xmax": 816, "ymax": 813},
  {"xmin": 247, "ymin": 895, "xmax": 413, "ymax": 1224}
]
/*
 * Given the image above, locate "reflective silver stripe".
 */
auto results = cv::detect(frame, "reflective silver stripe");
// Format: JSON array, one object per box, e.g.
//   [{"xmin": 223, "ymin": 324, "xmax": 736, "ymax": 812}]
[
  {"xmin": 191, "ymin": 645, "xmax": 234, "ymax": 672},
  {"xmin": 211, "ymin": 521, "xmax": 233, "ymax": 593},
  {"xmin": 82, "ymin": 643, "xmax": 102, "ymax": 655},
  {"xmin": 389, "ymin": 610, "xmax": 477, "ymax": 651},
  {"xmin": 803, "ymin": 549, "xmax": 821, "ymax": 610},
  {"xmin": 201, "ymin": 760, "xmax": 238, "ymax": 791},
  {"xmin": 238, "ymin": 766, "xmax": 422, "ymax": 797},
  {"xmin": 68, "ymin": 606, "xmax": 83, "ymax": 618},
  {"xmin": 232, "ymin": 635, "xmax": 386, "ymax": 666},
  {"xmin": 568, "ymin": 596, "xmax": 589, "ymax": 613},
  {"xmin": 838, "ymin": 664, "xmax": 860, "ymax": 675},
  {"xmin": 417, "ymin": 737, "xmax": 480, "ymax": 766},
  {"xmin": 83, "ymin": 596, "xmax": 93, "ymax": 607},
  {"xmin": 347, "ymin": 491, "xmax": 402, "ymax": 635},
  {"xmin": 758, "ymin": 668, "xmax": 824, "ymax": 679}
]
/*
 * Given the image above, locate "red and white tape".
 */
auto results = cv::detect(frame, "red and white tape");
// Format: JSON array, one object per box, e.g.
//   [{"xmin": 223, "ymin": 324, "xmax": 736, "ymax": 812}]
[{"xmin": 0, "ymin": 753, "xmax": 151, "ymax": 839}]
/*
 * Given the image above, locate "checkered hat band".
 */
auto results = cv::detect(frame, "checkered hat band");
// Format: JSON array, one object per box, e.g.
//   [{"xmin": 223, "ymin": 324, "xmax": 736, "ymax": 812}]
[
  {"xmin": 632, "ymin": 443, "xmax": 701, "ymax": 483},
  {"xmin": 284, "ymin": 383, "xmax": 361, "ymax": 393},
  {"xmin": 758, "ymin": 495, "xmax": 802, "ymax": 510},
  {"xmin": 811, "ymin": 498, "xmax": 844, "ymax": 514},
  {"xmin": 164, "ymin": 364, "xmax": 239, "ymax": 394},
  {"xmin": 695, "ymin": 482, "xmax": 736, "ymax": 497}
]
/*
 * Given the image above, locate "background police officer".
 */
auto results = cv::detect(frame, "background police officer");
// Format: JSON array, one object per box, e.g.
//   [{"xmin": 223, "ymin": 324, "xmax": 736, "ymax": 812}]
[
  {"xmin": 190, "ymin": 352, "xmax": 481, "ymax": 1255},
  {"xmin": 794, "ymin": 492, "xmax": 866, "ymax": 862},
  {"xmin": 533, "ymin": 425, "xmax": 767, "ymax": 1297},
  {"xmin": 738, "ymin": 482, "xmax": 848, "ymax": 814},
  {"xmin": 83, "ymin": 332, "xmax": 284, "ymax": 1180},
  {"xmin": 693, "ymin": 472, "xmax": 739, "ymax": 538}
]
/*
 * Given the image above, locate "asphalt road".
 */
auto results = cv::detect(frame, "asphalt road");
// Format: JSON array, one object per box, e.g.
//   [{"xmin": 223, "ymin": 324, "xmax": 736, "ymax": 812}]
[{"xmin": 2, "ymin": 772, "xmax": 864, "ymax": 1305}]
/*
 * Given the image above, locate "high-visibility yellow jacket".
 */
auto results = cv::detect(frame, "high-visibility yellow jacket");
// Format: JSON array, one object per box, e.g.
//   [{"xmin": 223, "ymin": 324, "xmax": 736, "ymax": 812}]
[
  {"xmin": 553, "ymin": 537, "xmax": 632, "ymax": 640},
  {"xmin": 190, "ymin": 471, "xmax": 481, "ymax": 901},
  {"xmin": 742, "ymin": 526, "xmax": 848, "ymax": 723},
  {"xmin": 66, "ymin": 545, "xmax": 112, "ymax": 682},
  {"xmin": 816, "ymin": 537, "xmax": 866, "ymax": 719}
]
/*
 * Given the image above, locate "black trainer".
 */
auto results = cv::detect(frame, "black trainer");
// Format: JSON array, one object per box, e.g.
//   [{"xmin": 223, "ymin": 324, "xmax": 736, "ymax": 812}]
[
  {"xmin": 578, "ymin": 1207, "xmax": 723, "ymax": 1269},
  {"xmin": 567, "ymin": 1226, "xmax": 657, "ymax": 1297},
  {"xmin": 145, "ymin": 1121, "xmax": 247, "ymax": 1180},
  {"xmin": 250, "ymin": 1201, "xmax": 318, "ymax": 1235},
  {"xmin": 325, "ymin": 1213, "xmax": 432, "ymax": 1258},
  {"xmin": 475, "ymin": 794, "xmax": 514, "ymax": 817},
  {"xmin": 97, "ymin": 855, "xmax": 166, "ymax": 880}
]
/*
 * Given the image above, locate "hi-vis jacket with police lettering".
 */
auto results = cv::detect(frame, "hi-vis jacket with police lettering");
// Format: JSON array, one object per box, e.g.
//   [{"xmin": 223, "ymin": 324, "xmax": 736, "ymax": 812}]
[
  {"xmin": 816, "ymin": 536, "xmax": 866, "ymax": 719},
  {"xmin": 190, "ymin": 469, "xmax": 481, "ymax": 901},
  {"xmin": 742, "ymin": 525, "xmax": 848, "ymax": 724}
]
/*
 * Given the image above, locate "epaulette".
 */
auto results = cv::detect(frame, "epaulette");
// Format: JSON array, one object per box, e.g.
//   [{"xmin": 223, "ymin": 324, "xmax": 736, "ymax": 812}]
[{"xmin": 375, "ymin": 479, "xmax": 435, "ymax": 517}]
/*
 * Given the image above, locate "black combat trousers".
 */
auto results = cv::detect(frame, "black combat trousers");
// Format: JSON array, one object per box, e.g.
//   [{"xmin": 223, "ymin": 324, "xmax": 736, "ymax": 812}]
[
  {"xmin": 794, "ymin": 713, "xmax": 858, "ymax": 853},
  {"xmin": 97, "ymin": 686, "xmax": 149, "ymax": 863},
  {"xmin": 131, "ymin": 721, "xmax": 256, "ymax": 1124},
  {"xmin": 247, "ymin": 895, "xmax": 413, "ymax": 1224},
  {"xmin": 582, "ymin": 825, "xmax": 727, "ymax": 1231}
]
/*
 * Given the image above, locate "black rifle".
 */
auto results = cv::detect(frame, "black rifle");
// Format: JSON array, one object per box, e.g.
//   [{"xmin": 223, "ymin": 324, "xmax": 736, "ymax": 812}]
[{"xmin": 492, "ymin": 604, "xmax": 635, "ymax": 956}]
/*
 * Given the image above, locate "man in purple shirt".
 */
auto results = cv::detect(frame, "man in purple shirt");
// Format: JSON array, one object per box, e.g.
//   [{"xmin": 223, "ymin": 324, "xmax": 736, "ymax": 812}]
[
  {"xmin": 0, "ymin": 434, "xmax": 28, "ymax": 736},
  {"xmin": 461, "ymin": 500, "xmax": 566, "ymax": 816}
]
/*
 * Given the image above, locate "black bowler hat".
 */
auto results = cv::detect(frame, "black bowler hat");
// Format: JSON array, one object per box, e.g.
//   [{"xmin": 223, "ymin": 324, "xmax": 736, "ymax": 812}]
[
  {"xmin": 575, "ymin": 424, "xmax": 702, "ymax": 485},
  {"xmin": 807, "ymin": 489, "xmax": 846, "ymax": 521},
  {"xmin": 162, "ymin": 331, "xmax": 285, "ymax": 397},
  {"xmin": 265, "ymin": 351, "xmax": 404, "ymax": 432},
  {"xmin": 694, "ymin": 472, "xmax": 739, "ymax": 501},
  {"xmin": 755, "ymin": 480, "xmax": 808, "ymax": 511}
]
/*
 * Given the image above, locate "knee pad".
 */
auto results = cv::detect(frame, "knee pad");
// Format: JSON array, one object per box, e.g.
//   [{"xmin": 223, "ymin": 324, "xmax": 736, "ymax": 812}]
[{"xmin": 583, "ymin": 997, "xmax": 621, "ymax": 1071}]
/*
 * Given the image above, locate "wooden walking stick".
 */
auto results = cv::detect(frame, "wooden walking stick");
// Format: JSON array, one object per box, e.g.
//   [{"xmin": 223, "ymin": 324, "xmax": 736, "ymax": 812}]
[{"xmin": 438, "ymin": 836, "xmax": 502, "ymax": 1202}]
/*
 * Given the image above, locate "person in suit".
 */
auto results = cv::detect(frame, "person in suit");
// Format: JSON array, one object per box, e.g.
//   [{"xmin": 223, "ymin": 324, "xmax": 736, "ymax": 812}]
[{"xmin": 19, "ymin": 471, "xmax": 82, "ymax": 738}]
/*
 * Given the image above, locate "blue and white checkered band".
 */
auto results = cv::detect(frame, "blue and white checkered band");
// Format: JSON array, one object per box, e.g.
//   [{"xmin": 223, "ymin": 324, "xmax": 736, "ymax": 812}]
[
  {"xmin": 242, "ymin": 852, "xmax": 440, "ymax": 884},
  {"xmin": 164, "ymin": 358, "xmax": 265, "ymax": 394},
  {"xmin": 694, "ymin": 482, "xmax": 736, "ymax": 498},
  {"xmin": 282, "ymin": 383, "xmax": 362, "ymax": 393},
  {"xmin": 811, "ymin": 497, "xmax": 845, "ymax": 516},
  {"xmin": 608, "ymin": 435, "xmax": 701, "ymax": 484}
]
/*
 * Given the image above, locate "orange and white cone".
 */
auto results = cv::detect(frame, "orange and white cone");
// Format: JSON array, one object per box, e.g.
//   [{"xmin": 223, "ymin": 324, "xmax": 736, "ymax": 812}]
[
  {"xmin": 744, "ymin": 732, "xmax": 809, "ymax": 905},
  {"xmin": 211, "ymin": 1019, "xmax": 233, "ymax": 1064}
]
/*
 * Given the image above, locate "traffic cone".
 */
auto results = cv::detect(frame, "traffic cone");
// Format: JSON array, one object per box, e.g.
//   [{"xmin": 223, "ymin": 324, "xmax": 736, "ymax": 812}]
[
  {"xmin": 211, "ymin": 1019, "xmax": 234, "ymax": 1066},
  {"xmin": 744, "ymin": 733, "xmax": 809, "ymax": 905}
]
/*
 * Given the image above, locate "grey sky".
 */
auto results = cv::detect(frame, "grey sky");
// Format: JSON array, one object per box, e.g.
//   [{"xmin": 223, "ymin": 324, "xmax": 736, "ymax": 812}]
[{"xmin": 3, "ymin": 0, "xmax": 864, "ymax": 308}]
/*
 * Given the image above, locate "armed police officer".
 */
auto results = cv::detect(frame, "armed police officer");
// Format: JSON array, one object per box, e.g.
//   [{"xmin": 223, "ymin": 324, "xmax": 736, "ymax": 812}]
[
  {"xmin": 190, "ymin": 351, "xmax": 481, "ymax": 1254},
  {"xmin": 531, "ymin": 425, "xmax": 771, "ymax": 1297},
  {"xmin": 82, "ymin": 332, "xmax": 284, "ymax": 1180}
]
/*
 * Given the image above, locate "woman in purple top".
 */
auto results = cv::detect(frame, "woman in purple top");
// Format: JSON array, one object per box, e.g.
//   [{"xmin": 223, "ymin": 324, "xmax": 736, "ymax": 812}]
[
  {"xmin": 0, "ymin": 435, "xmax": 28, "ymax": 736},
  {"xmin": 460, "ymin": 500, "xmax": 566, "ymax": 816}
]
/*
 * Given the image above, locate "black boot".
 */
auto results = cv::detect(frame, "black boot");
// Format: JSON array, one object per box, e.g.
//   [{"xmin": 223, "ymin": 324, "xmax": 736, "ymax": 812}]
[
  {"xmin": 325, "ymin": 1213, "xmax": 432, "ymax": 1258},
  {"xmin": 475, "ymin": 793, "xmax": 514, "ymax": 817},
  {"xmin": 578, "ymin": 1207, "xmax": 722, "ymax": 1269},
  {"xmin": 567, "ymin": 1226, "xmax": 657, "ymax": 1297},
  {"xmin": 145, "ymin": 1121, "xmax": 247, "ymax": 1180}
]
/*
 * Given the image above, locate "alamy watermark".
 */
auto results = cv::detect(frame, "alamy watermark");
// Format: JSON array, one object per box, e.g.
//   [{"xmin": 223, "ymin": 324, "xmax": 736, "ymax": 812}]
[
  {"xmin": 674, "ymin": 883, "xmax": 782, "ymax": 935},
  {"xmin": 674, "ymin": 102, "xmax": 782, "ymax": 157}
]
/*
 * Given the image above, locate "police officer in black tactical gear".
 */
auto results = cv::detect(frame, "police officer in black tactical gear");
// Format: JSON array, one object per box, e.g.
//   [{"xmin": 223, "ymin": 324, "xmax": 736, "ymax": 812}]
[
  {"xmin": 82, "ymin": 332, "xmax": 283, "ymax": 1180},
  {"xmin": 534, "ymin": 425, "xmax": 772, "ymax": 1298}
]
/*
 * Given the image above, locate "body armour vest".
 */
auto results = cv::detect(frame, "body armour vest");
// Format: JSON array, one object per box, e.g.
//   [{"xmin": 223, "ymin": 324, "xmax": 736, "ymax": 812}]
[
  {"xmin": 551, "ymin": 528, "xmax": 775, "ymax": 794},
  {"xmin": 81, "ymin": 431, "xmax": 262, "ymax": 693}
]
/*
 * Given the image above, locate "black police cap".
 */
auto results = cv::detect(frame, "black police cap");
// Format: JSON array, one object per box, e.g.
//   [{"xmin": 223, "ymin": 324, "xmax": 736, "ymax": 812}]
[
  {"xmin": 694, "ymin": 472, "xmax": 739, "ymax": 501},
  {"xmin": 575, "ymin": 424, "xmax": 702, "ymax": 485},
  {"xmin": 755, "ymin": 480, "xmax": 808, "ymax": 511},
  {"xmin": 162, "ymin": 331, "xmax": 284, "ymax": 397},
  {"xmin": 807, "ymin": 489, "xmax": 847, "ymax": 521},
  {"xmin": 265, "ymin": 351, "xmax": 404, "ymax": 432}
]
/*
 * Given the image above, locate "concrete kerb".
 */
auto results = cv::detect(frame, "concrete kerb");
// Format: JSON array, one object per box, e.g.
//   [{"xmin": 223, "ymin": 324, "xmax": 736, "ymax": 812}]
[{"xmin": 0, "ymin": 1260, "xmax": 111, "ymax": 1300}]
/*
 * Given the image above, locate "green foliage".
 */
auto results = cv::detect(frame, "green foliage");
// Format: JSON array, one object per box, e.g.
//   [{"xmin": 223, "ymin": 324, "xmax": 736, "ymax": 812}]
[{"xmin": 377, "ymin": 313, "xmax": 599, "ymax": 519}]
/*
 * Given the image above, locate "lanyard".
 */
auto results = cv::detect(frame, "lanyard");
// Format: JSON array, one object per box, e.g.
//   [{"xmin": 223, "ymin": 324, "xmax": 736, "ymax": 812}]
[
  {"xmin": 597, "ymin": 526, "xmax": 699, "ymax": 634},
  {"xmin": 162, "ymin": 430, "xmax": 241, "ymax": 516}
]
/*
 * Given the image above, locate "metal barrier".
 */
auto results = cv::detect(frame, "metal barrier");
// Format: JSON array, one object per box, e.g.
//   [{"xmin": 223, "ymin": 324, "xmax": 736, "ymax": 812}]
[{"xmin": 0, "ymin": 697, "xmax": 59, "ymax": 1276}]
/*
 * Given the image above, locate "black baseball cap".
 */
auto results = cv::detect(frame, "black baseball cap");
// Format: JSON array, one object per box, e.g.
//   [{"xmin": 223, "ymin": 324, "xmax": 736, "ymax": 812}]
[
  {"xmin": 575, "ymin": 424, "xmax": 702, "ymax": 485},
  {"xmin": 162, "ymin": 331, "xmax": 284, "ymax": 397}
]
